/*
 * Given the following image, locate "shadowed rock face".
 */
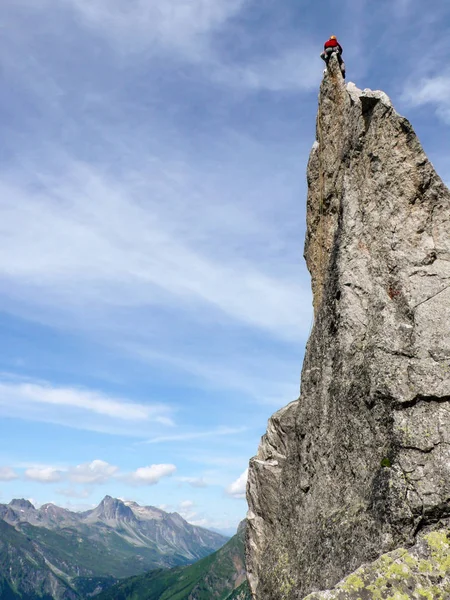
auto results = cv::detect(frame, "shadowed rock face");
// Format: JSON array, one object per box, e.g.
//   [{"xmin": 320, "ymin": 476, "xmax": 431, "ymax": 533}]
[{"xmin": 246, "ymin": 55, "xmax": 450, "ymax": 600}]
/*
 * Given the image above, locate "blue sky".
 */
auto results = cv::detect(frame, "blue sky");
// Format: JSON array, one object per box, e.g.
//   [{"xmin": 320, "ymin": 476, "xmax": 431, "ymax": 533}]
[{"xmin": 0, "ymin": 0, "xmax": 449, "ymax": 535}]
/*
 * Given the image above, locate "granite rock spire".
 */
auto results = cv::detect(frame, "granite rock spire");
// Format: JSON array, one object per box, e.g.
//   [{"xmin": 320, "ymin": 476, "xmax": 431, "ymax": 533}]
[{"xmin": 246, "ymin": 55, "xmax": 450, "ymax": 600}]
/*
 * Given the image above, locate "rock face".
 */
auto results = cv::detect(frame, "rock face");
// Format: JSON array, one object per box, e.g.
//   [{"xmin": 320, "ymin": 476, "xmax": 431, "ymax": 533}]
[{"xmin": 246, "ymin": 55, "xmax": 450, "ymax": 600}]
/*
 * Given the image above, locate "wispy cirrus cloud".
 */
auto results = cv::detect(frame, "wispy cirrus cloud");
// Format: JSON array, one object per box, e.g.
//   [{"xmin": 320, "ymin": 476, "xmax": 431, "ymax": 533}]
[
  {"xmin": 1, "ymin": 381, "xmax": 167, "ymax": 422},
  {"xmin": 0, "ymin": 376, "xmax": 174, "ymax": 435},
  {"xmin": 0, "ymin": 152, "xmax": 306, "ymax": 414},
  {"xmin": 127, "ymin": 346, "xmax": 303, "ymax": 404},
  {"xmin": 60, "ymin": 0, "xmax": 247, "ymax": 56},
  {"xmin": 0, "ymin": 161, "xmax": 308, "ymax": 341},
  {"xmin": 145, "ymin": 426, "xmax": 247, "ymax": 445},
  {"xmin": 59, "ymin": 0, "xmax": 321, "ymax": 94},
  {"xmin": 2, "ymin": 0, "xmax": 320, "ymax": 95}
]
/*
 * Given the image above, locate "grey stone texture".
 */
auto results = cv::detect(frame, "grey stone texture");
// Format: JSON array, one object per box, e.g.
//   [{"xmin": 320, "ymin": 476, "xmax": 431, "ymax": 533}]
[{"xmin": 246, "ymin": 55, "xmax": 450, "ymax": 599}]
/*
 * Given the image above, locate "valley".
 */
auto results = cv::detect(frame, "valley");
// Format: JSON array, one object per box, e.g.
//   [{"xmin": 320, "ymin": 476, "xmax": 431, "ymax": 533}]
[{"xmin": 0, "ymin": 496, "xmax": 228, "ymax": 599}]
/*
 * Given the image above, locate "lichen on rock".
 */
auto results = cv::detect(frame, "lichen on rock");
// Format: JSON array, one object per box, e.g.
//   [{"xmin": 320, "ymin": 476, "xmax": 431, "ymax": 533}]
[
  {"xmin": 304, "ymin": 528, "xmax": 450, "ymax": 599},
  {"xmin": 246, "ymin": 55, "xmax": 450, "ymax": 600}
]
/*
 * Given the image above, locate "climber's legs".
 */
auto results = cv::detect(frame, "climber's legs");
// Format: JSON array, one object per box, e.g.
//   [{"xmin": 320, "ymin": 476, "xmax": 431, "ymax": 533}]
[
  {"xmin": 320, "ymin": 48, "xmax": 345, "ymax": 78},
  {"xmin": 320, "ymin": 47, "xmax": 336, "ymax": 62}
]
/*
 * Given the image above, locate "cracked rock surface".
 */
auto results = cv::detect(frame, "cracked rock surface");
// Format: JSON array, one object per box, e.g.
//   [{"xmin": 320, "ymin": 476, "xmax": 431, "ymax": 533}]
[{"xmin": 246, "ymin": 55, "xmax": 450, "ymax": 600}]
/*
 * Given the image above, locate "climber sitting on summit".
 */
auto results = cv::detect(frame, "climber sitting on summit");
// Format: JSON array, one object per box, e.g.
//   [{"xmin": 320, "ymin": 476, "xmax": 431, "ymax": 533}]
[{"xmin": 321, "ymin": 35, "xmax": 345, "ymax": 78}]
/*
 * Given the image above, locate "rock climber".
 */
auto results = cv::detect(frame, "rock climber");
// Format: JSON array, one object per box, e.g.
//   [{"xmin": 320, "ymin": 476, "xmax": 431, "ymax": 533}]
[{"xmin": 321, "ymin": 35, "xmax": 345, "ymax": 78}]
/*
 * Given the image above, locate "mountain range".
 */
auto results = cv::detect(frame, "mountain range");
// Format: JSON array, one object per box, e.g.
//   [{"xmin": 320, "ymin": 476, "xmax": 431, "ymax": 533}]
[
  {"xmin": 95, "ymin": 520, "xmax": 250, "ymax": 600},
  {"xmin": 0, "ymin": 496, "xmax": 227, "ymax": 599}
]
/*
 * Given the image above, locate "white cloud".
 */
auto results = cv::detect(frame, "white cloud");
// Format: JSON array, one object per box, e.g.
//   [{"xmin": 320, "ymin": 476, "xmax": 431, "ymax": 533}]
[
  {"xmin": 146, "ymin": 426, "xmax": 247, "ymax": 444},
  {"xmin": 13, "ymin": 458, "xmax": 178, "ymax": 488},
  {"xmin": 403, "ymin": 74, "xmax": 450, "ymax": 124},
  {"xmin": 0, "ymin": 381, "xmax": 165, "ymax": 421},
  {"xmin": 126, "ymin": 464, "xmax": 177, "ymax": 486},
  {"xmin": 0, "ymin": 467, "xmax": 19, "ymax": 481},
  {"xmin": 68, "ymin": 460, "xmax": 119, "ymax": 484},
  {"xmin": 11, "ymin": 459, "xmax": 181, "ymax": 488},
  {"xmin": 226, "ymin": 469, "xmax": 248, "ymax": 499},
  {"xmin": 25, "ymin": 467, "xmax": 64, "ymax": 483},
  {"xmin": 0, "ymin": 376, "xmax": 174, "ymax": 435}
]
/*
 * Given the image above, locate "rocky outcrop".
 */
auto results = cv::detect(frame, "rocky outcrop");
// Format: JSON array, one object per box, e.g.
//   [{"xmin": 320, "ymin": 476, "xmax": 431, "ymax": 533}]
[
  {"xmin": 246, "ymin": 54, "xmax": 450, "ymax": 599},
  {"xmin": 83, "ymin": 495, "xmax": 137, "ymax": 524},
  {"xmin": 304, "ymin": 528, "xmax": 450, "ymax": 600}
]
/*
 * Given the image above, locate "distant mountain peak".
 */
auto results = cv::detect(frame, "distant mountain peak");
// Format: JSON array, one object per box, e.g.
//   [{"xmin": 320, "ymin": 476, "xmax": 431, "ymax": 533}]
[
  {"xmin": 101, "ymin": 494, "xmax": 114, "ymax": 502},
  {"xmin": 0, "ymin": 494, "xmax": 228, "ymax": 599},
  {"xmin": 87, "ymin": 495, "xmax": 136, "ymax": 522},
  {"xmin": 9, "ymin": 498, "xmax": 35, "ymax": 510}
]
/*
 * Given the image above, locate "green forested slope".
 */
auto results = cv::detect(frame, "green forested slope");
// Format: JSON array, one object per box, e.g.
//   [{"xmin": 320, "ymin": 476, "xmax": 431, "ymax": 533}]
[
  {"xmin": 225, "ymin": 581, "xmax": 251, "ymax": 600},
  {"xmin": 0, "ymin": 520, "xmax": 75, "ymax": 600}
]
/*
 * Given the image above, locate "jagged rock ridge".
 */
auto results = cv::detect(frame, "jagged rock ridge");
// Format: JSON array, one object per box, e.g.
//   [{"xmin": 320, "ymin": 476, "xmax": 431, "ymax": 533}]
[
  {"xmin": 246, "ymin": 55, "xmax": 450, "ymax": 599},
  {"xmin": 1, "ymin": 495, "xmax": 225, "ymax": 560}
]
